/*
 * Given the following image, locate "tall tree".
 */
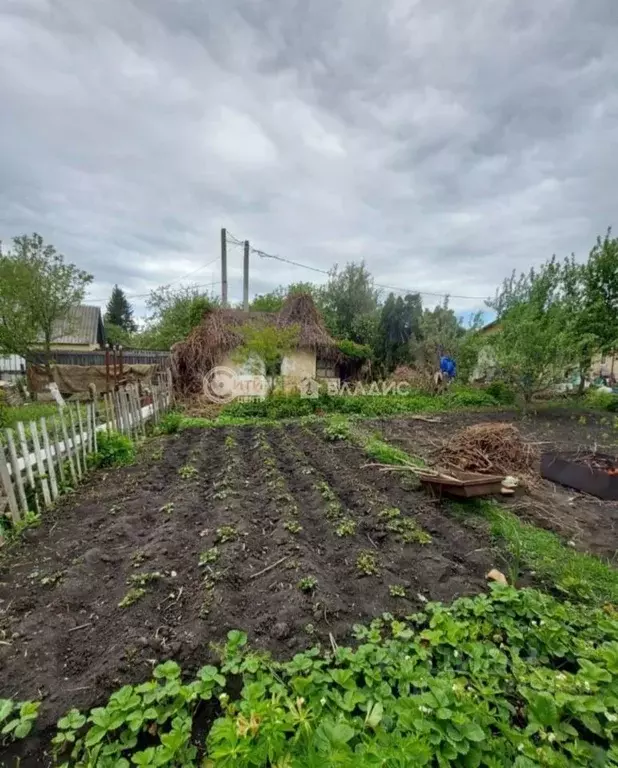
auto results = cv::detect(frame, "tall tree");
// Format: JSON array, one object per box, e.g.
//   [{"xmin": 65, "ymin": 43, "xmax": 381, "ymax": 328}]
[
  {"xmin": 320, "ymin": 262, "xmax": 380, "ymax": 341},
  {"xmin": 414, "ymin": 299, "xmax": 464, "ymax": 369},
  {"xmin": 0, "ymin": 233, "xmax": 92, "ymax": 360},
  {"xmin": 136, "ymin": 285, "xmax": 217, "ymax": 349},
  {"xmin": 485, "ymin": 258, "xmax": 573, "ymax": 406},
  {"xmin": 377, "ymin": 292, "xmax": 422, "ymax": 371},
  {"xmin": 105, "ymin": 285, "xmax": 136, "ymax": 332}
]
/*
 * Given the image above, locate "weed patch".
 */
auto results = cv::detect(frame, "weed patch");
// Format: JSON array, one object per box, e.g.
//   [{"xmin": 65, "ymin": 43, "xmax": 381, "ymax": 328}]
[{"xmin": 93, "ymin": 431, "xmax": 135, "ymax": 468}]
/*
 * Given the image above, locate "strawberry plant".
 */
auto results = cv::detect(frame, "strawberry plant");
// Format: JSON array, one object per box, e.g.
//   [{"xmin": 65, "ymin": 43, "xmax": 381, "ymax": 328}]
[
  {"xmin": 0, "ymin": 699, "xmax": 40, "ymax": 743},
  {"xmin": 42, "ymin": 586, "xmax": 618, "ymax": 766},
  {"xmin": 298, "ymin": 575, "xmax": 318, "ymax": 593}
]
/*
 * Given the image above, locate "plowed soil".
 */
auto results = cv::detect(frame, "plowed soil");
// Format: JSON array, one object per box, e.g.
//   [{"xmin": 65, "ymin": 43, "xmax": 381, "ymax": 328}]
[{"xmin": 0, "ymin": 423, "xmax": 500, "ymax": 766}]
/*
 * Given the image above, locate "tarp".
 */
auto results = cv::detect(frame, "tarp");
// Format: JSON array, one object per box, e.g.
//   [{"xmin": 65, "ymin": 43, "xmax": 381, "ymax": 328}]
[{"xmin": 28, "ymin": 364, "xmax": 157, "ymax": 395}]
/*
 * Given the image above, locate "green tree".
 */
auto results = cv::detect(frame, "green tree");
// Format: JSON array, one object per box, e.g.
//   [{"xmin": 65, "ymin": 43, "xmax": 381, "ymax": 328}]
[
  {"xmin": 377, "ymin": 292, "xmax": 422, "ymax": 371},
  {"xmin": 234, "ymin": 324, "xmax": 300, "ymax": 395},
  {"xmin": 137, "ymin": 285, "xmax": 217, "ymax": 349},
  {"xmin": 0, "ymin": 233, "xmax": 92, "ymax": 361},
  {"xmin": 105, "ymin": 285, "xmax": 136, "ymax": 332},
  {"xmin": 320, "ymin": 262, "xmax": 380, "ymax": 341},
  {"xmin": 486, "ymin": 258, "xmax": 572, "ymax": 406},
  {"xmin": 249, "ymin": 283, "xmax": 321, "ymax": 313},
  {"xmin": 413, "ymin": 299, "xmax": 465, "ymax": 370},
  {"xmin": 580, "ymin": 230, "xmax": 618, "ymax": 356}
]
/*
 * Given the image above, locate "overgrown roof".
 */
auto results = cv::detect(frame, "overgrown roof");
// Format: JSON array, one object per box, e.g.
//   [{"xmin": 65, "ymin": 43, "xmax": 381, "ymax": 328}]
[{"xmin": 172, "ymin": 293, "xmax": 338, "ymax": 393}]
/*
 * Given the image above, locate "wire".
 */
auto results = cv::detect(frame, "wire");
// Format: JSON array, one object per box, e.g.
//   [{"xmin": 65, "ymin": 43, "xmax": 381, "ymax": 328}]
[
  {"xmin": 252, "ymin": 248, "xmax": 330, "ymax": 275},
  {"xmin": 225, "ymin": 230, "xmax": 245, "ymax": 246},
  {"xmin": 251, "ymin": 248, "xmax": 488, "ymax": 300}
]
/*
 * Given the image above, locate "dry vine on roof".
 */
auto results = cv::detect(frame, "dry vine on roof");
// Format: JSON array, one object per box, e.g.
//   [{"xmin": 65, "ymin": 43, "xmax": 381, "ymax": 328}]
[{"xmin": 171, "ymin": 293, "xmax": 338, "ymax": 394}]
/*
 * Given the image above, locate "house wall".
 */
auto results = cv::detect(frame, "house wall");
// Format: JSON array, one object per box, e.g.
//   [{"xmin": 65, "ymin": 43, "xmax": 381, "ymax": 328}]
[
  {"xmin": 216, "ymin": 349, "xmax": 318, "ymax": 397},
  {"xmin": 590, "ymin": 351, "xmax": 617, "ymax": 379}
]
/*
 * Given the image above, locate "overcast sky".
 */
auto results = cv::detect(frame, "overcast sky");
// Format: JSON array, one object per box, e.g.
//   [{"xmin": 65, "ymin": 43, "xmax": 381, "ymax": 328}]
[{"xmin": 1, "ymin": 0, "xmax": 617, "ymax": 319}]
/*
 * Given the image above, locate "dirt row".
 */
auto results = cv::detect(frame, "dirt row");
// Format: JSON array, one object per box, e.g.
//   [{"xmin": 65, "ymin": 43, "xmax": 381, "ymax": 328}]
[{"xmin": 0, "ymin": 423, "xmax": 503, "ymax": 764}]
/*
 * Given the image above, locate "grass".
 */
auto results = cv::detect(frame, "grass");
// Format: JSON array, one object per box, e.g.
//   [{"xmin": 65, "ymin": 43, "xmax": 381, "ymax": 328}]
[
  {"xmin": 474, "ymin": 500, "xmax": 618, "ymax": 603},
  {"xmin": 0, "ymin": 402, "xmax": 60, "ymax": 429}
]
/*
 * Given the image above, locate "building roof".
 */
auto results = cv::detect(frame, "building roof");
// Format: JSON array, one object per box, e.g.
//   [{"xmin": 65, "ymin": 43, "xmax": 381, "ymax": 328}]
[
  {"xmin": 172, "ymin": 292, "xmax": 338, "ymax": 393},
  {"xmin": 51, "ymin": 305, "xmax": 105, "ymax": 346}
]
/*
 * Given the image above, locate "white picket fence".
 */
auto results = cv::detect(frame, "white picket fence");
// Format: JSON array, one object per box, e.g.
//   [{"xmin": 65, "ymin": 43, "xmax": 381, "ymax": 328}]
[{"xmin": 0, "ymin": 374, "xmax": 173, "ymax": 525}]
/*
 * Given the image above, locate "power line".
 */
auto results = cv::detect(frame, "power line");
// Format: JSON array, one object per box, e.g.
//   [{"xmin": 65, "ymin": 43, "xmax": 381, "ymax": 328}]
[
  {"xmin": 251, "ymin": 247, "xmax": 489, "ymax": 301},
  {"xmin": 86, "ymin": 280, "xmax": 220, "ymax": 303}
]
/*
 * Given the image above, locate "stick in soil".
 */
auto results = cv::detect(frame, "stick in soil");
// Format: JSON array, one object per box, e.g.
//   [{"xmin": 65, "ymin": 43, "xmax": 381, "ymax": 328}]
[{"xmin": 250, "ymin": 555, "xmax": 291, "ymax": 580}]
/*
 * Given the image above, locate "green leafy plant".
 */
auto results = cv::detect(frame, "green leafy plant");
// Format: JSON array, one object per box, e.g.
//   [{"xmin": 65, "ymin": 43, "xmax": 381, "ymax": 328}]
[
  {"xmin": 283, "ymin": 519, "xmax": 302, "ymax": 534},
  {"xmin": 157, "ymin": 410, "xmax": 183, "ymax": 434},
  {"xmin": 118, "ymin": 587, "xmax": 146, "ymax": 608},
  {"xmin": 335, "ymin": 517, "xmax": 357, "ymax": 537},
  {"xmin": 216, "ymin": 525, "xmax": 237, "ymax": 543},
  {"xmin": 0, "ymin": 699, "xmax": 40, "ymax": 743},
  {"xmin": 93, "ymin": 431, "xmax": 135, "ymax": 468},
  {"xmin": 48, "ymin": 585, "xmax": 618, "ymax": 767},
  {"xmin": 298, "ymin": 575, "xmax": 318, "ymax": 593},
  {"xmin": 199, "ymin": 547, "xmax": 220, "ymax": 566},
  {"xmin": 389, "ymin": 584, "xmax": 406, "ymax": 598},
  {"xmin": 356, "ymin": 550, "xmax": 379, "ymax": 575},
  {"xmin": 178, "ymin": 463, "xmax": 198, "ymax": 479},
  {"xmin": 159, "ymin": 502, "xmax": 174, "ymax": 515},
  {"xmin": 324, "ymin": 415, "xmax": 352, "ymax": 441}
]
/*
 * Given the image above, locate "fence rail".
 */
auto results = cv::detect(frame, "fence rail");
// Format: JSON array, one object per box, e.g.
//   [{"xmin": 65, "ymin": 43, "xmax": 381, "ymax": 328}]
[
  {"xmin": 0, "ymin": 373, "xmax": 173, "ymax": 525},
  {"xmin": 27, "ymin": 349, "xmax": 171, "ymax": 368}
]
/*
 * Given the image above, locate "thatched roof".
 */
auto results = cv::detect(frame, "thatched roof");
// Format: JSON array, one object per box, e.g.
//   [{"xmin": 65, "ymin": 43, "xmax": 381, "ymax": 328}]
[{"xmin": 172, "ymin": 293, "xmax": 338, "ymax": 393}]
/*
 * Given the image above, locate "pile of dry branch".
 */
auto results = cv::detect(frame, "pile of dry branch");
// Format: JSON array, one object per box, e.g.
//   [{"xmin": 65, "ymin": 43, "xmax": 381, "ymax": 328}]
[{"xmin": 438, "ymin": 422, "xmax": 539, "ymax": 476}]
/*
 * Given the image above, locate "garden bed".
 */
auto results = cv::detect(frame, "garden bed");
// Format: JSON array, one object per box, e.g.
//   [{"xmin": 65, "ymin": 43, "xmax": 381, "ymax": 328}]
[
  {"xmin": 374, "ymin": 407, "xmax": 618, "ymax": 557},
  {"xmin": 0, "ymin": 423, "xmax": 501, "ymax": 765}
]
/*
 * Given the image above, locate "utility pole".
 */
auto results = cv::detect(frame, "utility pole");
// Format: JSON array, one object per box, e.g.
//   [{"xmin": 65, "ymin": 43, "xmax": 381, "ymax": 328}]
[
  {"xmin": 243, "ymin": 240, "xmax": 250, "ymax": 312},
  {"xmin": 220, "ymin": 228, "xmax": 228, "ymax": 307}
]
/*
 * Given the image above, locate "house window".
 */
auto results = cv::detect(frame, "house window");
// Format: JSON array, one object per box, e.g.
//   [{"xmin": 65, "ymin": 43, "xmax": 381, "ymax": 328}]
[{"xmin": 316, "ymin": 357, "xmax": 337, "ymax": 378}]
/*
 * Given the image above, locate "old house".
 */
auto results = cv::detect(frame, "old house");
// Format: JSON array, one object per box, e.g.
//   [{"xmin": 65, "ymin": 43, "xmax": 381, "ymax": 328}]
[{"xmin": 172, "ymin": 293, "xmax": 341, "ymax": 396}]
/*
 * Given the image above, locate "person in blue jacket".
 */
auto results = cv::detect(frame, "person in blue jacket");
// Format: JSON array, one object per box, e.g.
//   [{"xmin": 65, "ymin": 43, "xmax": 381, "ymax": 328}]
[{"xmin": 439, "ymin": 355, "xmax": 457, "ymax": 381}]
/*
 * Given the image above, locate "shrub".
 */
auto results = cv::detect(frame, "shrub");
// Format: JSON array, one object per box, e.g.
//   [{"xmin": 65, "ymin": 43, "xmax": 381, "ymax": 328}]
[
  {"xmin": 93, "ymin": 431, "xmax": 136, "ymax": 468},
  {"xmin": 157, "ymin": 410, "xmax": 184, "ymax": 434},
  {"xmin": 485, "ymin": 380, "xmax": 517, "ymax": 405},
  {"xmin": 584, "ymin": 389, "xmax": 618, "ymax": 411}
]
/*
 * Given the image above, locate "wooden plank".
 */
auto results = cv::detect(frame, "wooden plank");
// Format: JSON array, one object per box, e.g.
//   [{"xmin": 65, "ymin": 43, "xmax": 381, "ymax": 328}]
[
  {"xmin": 40, "ymin": 418, "xmax": 59, "ymax": 501},
  {"xmin": 16, "ymin": 421, "xmax": 36, "ymax": 490},
  {"xmin": 136, "ymin": 386, "xmax": 146, "ymax": 436},
  {"xmin": 132, "ymin": 387, "xmax": 144, "ymax": 437},
  {"xmin": 86, "ymin": 402, "xmax": 93, "ymax": 454},
  {"xmin": 92, "ymin": 402, "xmax": 98, "ymax": 453},
  {"xmin": 5, "ymin": 429, "xmax": 27, "ymax": 516},
  {"xmin": 121, "ymin": 389, "xmax": 132, "ymax": 437},
  {"xmin": 0, "ymin": 441, "xmax": 19, "ymax": 522},
  {"xmin": 59, "ymin": 410, "xmax": 77, "ymax": 486},
  {"xmin": 76, "ymin": 404, "xmax": 87, "ymax": 469},
  {"xmin": 114, "ymin": 391, "xmax": 123, "ymax": 434},
  {"xmin": 52, "ymin": 417, "xmax": 66, "ymax": 486},
  {"xmin": 68, "ymin": 407, "xmax": 82, "ymax": 479},
  {"xmin": 151, "ymin": 384, "xmax": 159, "ymax": 425},
  {"xmin": 30, "ymin": 421, "xmax": 52, "ymax": 507},
  {"xmin": 104, "ymin": 394, "xmax": 112, "ymax": 432}
]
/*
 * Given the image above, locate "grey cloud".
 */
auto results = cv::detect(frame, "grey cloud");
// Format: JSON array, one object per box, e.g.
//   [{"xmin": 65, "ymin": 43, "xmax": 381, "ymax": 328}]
[{"xmin": 1, "ymin": 0, "xmax": 617, "ymax": 318}]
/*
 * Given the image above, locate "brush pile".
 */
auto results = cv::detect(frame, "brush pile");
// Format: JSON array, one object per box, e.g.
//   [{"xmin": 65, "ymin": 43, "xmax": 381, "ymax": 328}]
[{"xmin": 438, "ymin": 422, "xmax": 539, "ymax": 476}]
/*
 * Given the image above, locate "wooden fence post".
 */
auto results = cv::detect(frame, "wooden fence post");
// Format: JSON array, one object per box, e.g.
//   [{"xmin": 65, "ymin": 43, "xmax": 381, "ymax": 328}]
[
  {"xmin": 52, "ymin": 419, "xmax": 66, "ymax": 486},
  {"xmin": 92, "ymin": 402, "xmax": 98, "ymax": 453},
  {"xmin": 30, "ymin": 421, "xmax": 52, "ymax": 508},
  {"xmin": 40, "ymin": 417, "xmax": 59, "ymax": 502},
  {"xmin": 76, "ymin": 404, "xmax": 87, "ymax": 469},
  {"xmin": 0, "ymin": 441, "xmax": 19, "ymax": 522},
  {"xmin": 68, "ymin": 408, "xmax": 82, "ymax": 479},
  {"xmin": 16, "ymin": 421, "xmax": 36, "ymax": 492},
  {"xmin": 5, "ymin": 429, "xmax": 27, "ymax": 516},
  {"xmin": 59, "ymin": 410, "xmax": 77, "ymax": 486}
]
